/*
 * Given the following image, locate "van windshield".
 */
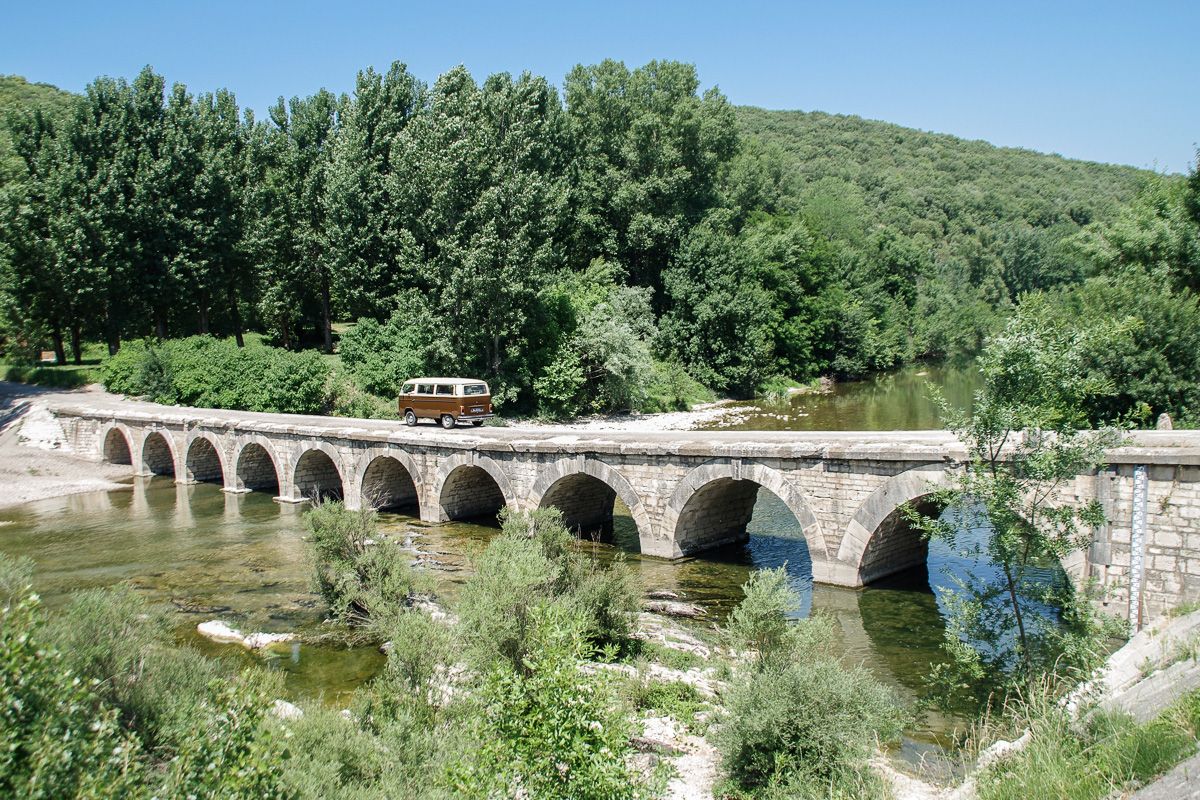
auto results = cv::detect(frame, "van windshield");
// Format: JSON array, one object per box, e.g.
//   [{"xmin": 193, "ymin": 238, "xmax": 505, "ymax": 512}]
[
  {"xmin": 402, "ymin": 384, "xmax": 414, "ymax": 394},
  {"xmin": 463, "ymin": 384, "xmax": 487, "ymax": 396}
]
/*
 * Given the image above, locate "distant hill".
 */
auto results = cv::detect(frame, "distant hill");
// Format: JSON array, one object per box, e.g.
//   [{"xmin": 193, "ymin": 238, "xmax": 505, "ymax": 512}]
[{"xmin": 735, "ymin": 105, "xmax": 1154, "ymax": 257}]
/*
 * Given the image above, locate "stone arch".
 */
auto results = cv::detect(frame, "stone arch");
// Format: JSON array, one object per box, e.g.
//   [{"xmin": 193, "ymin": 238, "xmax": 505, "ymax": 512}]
[
  {"xmin": 232, "ymin": 438, "xmax": 283, "ymax": 494},
  {"xmin": 660, "ymin": 460, "xmax": 827, "ymax": 566},
  {"xmin": 184, "ymin": 434, "xmax": 226, "ymax": 485},
  {"xmin": 433, "ymin": 453, "xmax": 516, "ymax": 523},
  {"xmin": 292, "ymin": 444, "xmax": 345, "ymax": 502},
  {"xmin": 100, "ymin": 424, "xmax": 133, "ymax": 466},
  {"xmin": 836, "ymin": 465, "xmax": 950, "ymax": 586},
  {"xmin": 140, "ymin": 430, "xmax": 176, "ymax": 477},
  {"xmin": 359, "ymin": 449, "xmax": 422, "ymax": 512},
  {"xmin": 530, "ymin": 457, "xmax": 654, "ymax": 549}
]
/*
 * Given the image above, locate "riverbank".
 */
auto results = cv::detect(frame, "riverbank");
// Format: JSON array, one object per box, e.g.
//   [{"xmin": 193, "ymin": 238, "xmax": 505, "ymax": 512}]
[{"xmin": 0, "ymin": 382, "xmax": 130, "ymax": 510}]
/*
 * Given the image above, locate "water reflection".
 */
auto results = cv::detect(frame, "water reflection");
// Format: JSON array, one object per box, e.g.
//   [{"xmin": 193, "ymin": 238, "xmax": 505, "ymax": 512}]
[{"xmin": 703, "ymin": 363, "xmax": 982, "ymax": 431}]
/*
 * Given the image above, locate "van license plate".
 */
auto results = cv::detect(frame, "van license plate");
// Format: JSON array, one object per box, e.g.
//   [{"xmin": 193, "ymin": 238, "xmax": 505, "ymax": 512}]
[{"xmin": 470, "ymin": 406, "xmax": 483, "ymax": 413}]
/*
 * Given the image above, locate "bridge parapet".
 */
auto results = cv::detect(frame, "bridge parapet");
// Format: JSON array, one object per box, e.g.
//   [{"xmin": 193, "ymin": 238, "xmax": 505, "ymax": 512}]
[{"xmin": 44, "ymin": 399, "xmax": 1200, "ymax": 627}]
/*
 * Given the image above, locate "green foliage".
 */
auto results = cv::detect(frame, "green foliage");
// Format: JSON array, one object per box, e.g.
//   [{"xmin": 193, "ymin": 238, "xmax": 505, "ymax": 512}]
[
  {"xmin": 162, "ymin": 671, "xmax": 294, "ymax": 800},
  {"xmin": 447, "ymin": 604, "xmax": 656, "ymax": 799},
  {"xmin": 338, "ymin": 297, "xmax": 444, "ymax": 398},
  {"xmin": 457, "ymin": 508, "xmax": 640, "ymax": 672},
  {"xmin": 305, "ymin": 502, "xmax": 422, "ymax": 625},
  {"xmin": 976, "ymin": 688, "xmax": 1200, "ymax": 800},
  {"xmin": 908, "ymin": 310, "xmax": 1133, "ymax": 710},
  {"xmin": 0, "ymin": 589, "xmax": 145, "ymax": 799},
  {"xmin": 625, "ymin": 677, "xmax": 709, "ymax": 729},
  {"xmin": 715, "ymin": 568, "xmax": 903, "ymax": 795},
  {"xmin": 101, "ymin": 336, "xmax": 333, "ymax": 414}
]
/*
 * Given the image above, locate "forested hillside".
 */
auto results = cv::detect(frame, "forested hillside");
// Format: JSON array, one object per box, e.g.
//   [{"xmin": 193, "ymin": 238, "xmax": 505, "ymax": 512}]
[
  {"xmin": 0, "ymin": 75, "xmax": 78, "ymax": 181},
  {"xmin": 1, "ymin": 63, "xmax": 1193, "ymax": 421}
]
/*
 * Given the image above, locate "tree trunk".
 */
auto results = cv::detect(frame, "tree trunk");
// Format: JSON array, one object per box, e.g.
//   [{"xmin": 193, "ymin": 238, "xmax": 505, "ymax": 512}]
[
  {"xmin": 320, "ymin": 274, "xmax": 333, "ymax": 353},
  {"xmin": 155, "ymin": 308, "xmax": 168, "ymax": 341},
  {"xmin": 281, "ymin": 319, "xmax": 292, "ymax": 350},
  {"xmin": 227, "ymin": 285, "xmax": 244, "ymax": 347},
  {"xmin": 70, "ymin": 324, "xmax": 83, "ymax": 365},
  {"xmin": 198, "ymin": 290, "xmax": 210, "ymax": 335},
  {"xmin": 50, "ymin": 328, "xmax": 66, "ymax": 365}
]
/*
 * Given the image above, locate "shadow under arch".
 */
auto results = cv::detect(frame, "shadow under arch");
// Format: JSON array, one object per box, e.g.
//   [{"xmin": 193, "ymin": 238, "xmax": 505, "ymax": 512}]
[
  {"xmin": 232, "ymin": 440, "xmax": 282, "ymax": 494},
  {"xmin": 530, "ymin": 458, "xmax": 653, "ymax": 553},
  {"xmin": 837, "ymin": 466, "xmax": 950, "ymax": 586},
  {"xmin": 360, "ymin": 453, "xmax": 421, "ymax": 513},
  {"xmin": 293, "ymin": 447, "xmax": 344, "ymax": 502},
  {"xmin": 102, "ymin": 426, "xmax": 133, "ymax": 466},
  {"xmin": 184, "ymin": 435, "xmax": 225, "ymax": 485},
  {"xmin": 140, "ymin": 431, "xmax": 175, "ymax": 477},
  {"xmin": 661, "ymin": 460, "xmax": 827, "ymax": 565},
  {"xmin": 434, "ymin": 454, "xmax": 515, "ymax": 525}
]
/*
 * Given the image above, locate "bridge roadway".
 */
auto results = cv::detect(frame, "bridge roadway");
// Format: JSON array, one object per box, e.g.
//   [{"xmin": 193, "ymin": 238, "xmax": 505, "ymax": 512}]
[{"xmin": 43, "ymin": 394, "xmax": 1200, "ymax": 627}]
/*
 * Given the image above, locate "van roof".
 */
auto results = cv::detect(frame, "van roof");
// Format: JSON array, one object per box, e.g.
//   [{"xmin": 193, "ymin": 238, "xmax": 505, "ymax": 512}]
[{"xmin": 406, "ymin": 377, "xmax": 488, "ymax": 385}]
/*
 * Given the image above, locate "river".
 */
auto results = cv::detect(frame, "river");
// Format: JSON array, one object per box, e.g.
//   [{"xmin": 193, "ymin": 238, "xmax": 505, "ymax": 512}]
[{"xmin": 0, "ymin": 363, "xmax": 1027, "ymax": 765}]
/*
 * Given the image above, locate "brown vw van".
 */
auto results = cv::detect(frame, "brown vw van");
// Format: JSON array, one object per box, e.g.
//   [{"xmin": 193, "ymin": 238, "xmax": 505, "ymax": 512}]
[{"xmin": 398, "ymin": 378, "xmax": 494, "ymax": 428}]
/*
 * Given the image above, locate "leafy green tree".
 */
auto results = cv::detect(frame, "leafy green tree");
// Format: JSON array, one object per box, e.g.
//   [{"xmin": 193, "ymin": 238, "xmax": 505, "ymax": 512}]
[
  {"xmin": 326, "ymin": 62, "xmax": 424, "ymax": 321},
  {"xmin": 908, "ymin": 311, "xmax": 1130, "ymax": 709},
  {"xmin": 565, "ymin": 59, "xmax": 738, "ymax": 297}
]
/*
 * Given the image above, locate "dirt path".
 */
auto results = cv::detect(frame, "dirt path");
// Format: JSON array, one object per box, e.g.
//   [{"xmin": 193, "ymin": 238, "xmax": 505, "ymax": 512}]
[{"xmin": 0, "ymin": 382, "xmax": 130, "ymax": 511}]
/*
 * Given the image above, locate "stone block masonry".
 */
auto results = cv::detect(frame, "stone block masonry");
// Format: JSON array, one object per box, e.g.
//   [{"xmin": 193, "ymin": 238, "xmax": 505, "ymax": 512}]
[{"xmin": 46, "ymin": 399, "xmax": 1200, "ymax": 629}]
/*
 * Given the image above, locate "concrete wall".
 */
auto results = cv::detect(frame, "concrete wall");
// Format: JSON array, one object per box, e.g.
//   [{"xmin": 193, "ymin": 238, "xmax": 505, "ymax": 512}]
[{"xmin": 49, "ymin": 405, "xmax": 1200, "ymax": 628}]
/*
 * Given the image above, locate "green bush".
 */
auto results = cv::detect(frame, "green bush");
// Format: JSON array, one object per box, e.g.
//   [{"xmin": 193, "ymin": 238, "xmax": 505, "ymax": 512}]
[
  {"xmin": 305, "ymin": 502, "xmax": 423, "ymax": 625},
  {"xmin": 446, "ymin": 604, "xmax": 656, "ymax": 799},
  {"xmin": 456, "ymin": 508, "xmax": 640, "ymax": 671},
  {"xmin": 4, "ymin": 364, "xmax": 99, "ymax": 388},
  {"xmin": 714, "ymin": 658, "xmax": 903, "ymax": 792},
  {"xmin": 101, "ymin": 336, "xmax": 333, "ymax": 414},
  {"xmin": 338, "ymin": 299, "xmax": 445, "ymax": 398},
  {"xmin": 0, "ymin": 560, "xmax": 145, "ymax": 798}
]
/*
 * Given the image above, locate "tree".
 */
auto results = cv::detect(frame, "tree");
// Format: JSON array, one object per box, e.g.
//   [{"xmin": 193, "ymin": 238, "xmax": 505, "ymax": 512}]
[
  {"xmin": 565, "ymin": 59, "xmax": 738, "ymax": 300},
  {"xmin": 908, "ymin": 310, "xmax": 1129, "ymax": 709},
  {"xmin": 326, "ymin": 62, "xmax": 424, "ymax": 321}
]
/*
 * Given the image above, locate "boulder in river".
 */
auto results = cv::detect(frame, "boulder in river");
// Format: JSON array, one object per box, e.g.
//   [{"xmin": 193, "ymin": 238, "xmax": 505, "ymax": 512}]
[
  {"xmin": 197, "ymin": 620, "xmax": 296, "ymax": 650},
  {"xmin": 643, "ymin": 600, "xmax": 707, "ymax": 619}
]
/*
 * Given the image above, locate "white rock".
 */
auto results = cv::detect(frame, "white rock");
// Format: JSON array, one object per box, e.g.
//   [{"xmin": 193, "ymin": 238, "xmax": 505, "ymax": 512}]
[
  {"xmin": 271, "ymin": 699, "xmax": 303, "ymax": 720},
  {"xmin": 197, "ymin": 620, "xmax": 296, "ymax": 650}
]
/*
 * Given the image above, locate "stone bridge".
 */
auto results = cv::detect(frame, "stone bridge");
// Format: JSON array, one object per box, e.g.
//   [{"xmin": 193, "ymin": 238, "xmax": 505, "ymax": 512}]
[{"xmin": 45, "ymin": 398, "xmax": 1200, "ymax": 627}]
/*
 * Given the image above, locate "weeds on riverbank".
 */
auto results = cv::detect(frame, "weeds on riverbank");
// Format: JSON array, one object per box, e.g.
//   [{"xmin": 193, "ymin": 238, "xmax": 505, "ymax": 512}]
[
  {"xmin": 305, "ymin": 501, "xmax": 427, "ymax": 626},
  {"xmin": 973, "ymin": 684, "xmax": 1200, "ymax": 800}
]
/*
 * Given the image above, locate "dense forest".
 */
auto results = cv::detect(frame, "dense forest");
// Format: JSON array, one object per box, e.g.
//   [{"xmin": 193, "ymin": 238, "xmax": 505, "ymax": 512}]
[{"xmin": 1, "ymin": 65, "xmax": 1196, "ymax": 420}]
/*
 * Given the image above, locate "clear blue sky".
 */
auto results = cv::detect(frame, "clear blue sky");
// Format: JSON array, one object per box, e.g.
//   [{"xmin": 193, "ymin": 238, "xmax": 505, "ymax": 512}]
[{"xmin": 4, "ymin": 0, "xmax": 1197, "ymax": 172}]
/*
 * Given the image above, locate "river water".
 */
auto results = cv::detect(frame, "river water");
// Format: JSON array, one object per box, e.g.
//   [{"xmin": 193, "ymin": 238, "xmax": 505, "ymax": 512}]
[{"xmin": 0, "ymin": 363, "xmax": 1011, "ymax": 763}]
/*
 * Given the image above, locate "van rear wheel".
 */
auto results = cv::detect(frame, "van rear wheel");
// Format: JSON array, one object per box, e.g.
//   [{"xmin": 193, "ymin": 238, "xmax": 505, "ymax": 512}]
[
  {"xmin": 440, "ymin": 414, "xmax": 456, "ymax": 430},
  {"xmin": 404, "ymin": 410, "xmax": 417, "ymax": 427},
  {"xmin": 471, "ymin": 420, "xmax": 483, "ymax": 427}
]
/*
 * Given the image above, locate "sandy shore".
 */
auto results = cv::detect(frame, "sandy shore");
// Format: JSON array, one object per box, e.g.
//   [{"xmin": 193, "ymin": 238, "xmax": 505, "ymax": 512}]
[{"xmin": 0, "ymin": 382, "xmax": 131, "ymax": 511}]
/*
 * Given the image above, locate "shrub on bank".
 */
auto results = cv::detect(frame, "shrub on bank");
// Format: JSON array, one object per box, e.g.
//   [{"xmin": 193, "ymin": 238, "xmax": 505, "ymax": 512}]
[
  {"xmin": 715, "ymin": 567, "xmax": 904, "ymax": 797},
  {"xmin": 102, "ymin": 336, "xmax": 332, "ymax": 414},
  {"xmin": 456, "ymin": 508, "xmax": 641, "ymax": 671},
  {"xmin": 305, "ymin": 502, "xmax": 424, "ymax": 625}
]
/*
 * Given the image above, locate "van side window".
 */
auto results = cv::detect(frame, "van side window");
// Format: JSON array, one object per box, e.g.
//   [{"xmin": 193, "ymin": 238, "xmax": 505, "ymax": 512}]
[
  {"xmin": 402, "ymin": 383, "xmax": 414, "ymax": 394},
  {"xmin": 435, "ymin": 385, "xmax": 454, "ymax": 396},
  {"xmin": 417, "ymin": 384, "xmax": 433, "ymax": 394}
]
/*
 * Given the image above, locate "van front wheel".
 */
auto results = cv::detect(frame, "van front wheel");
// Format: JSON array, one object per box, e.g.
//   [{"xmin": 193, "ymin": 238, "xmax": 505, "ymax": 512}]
[
  {"xmin": 404, "ymin": 410, "xmax": 417, "ymax": 427},
  {"xmin": 440, "ymin": 414, "xmax": 456, "ymax": 430}
]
